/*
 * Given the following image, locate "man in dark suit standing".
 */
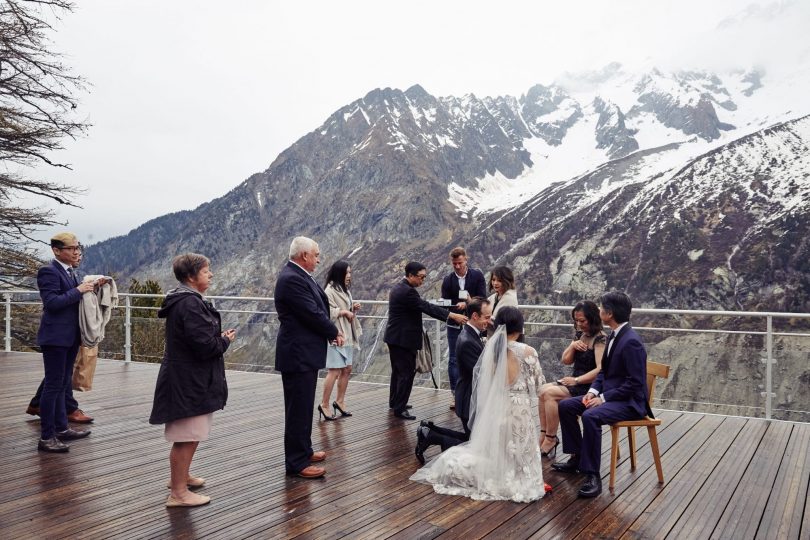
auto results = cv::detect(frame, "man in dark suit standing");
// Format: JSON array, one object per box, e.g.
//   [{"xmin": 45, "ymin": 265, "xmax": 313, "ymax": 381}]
[
  {"xmin": 27, "ymin": 251, "xmax": 94, "ymax": 424},
  {"xmin": 275, "ymin": 236, "xmax": 342, "ymax": 479},
  {"xmin": 415, "ymin": 297, "xmax": 491, "ymax": 463},
  {"xmin": 385, "ymin": 262, "xmax": 467, "ymax": 420},
  {"xmin": 552, "ymin": 291, "xmax": 650, "ymax": 498},
  {"xmin": 36, "ymin": 232, "xmax": 96, "ymax": 452},
  {"xmin": 440, "ymin": 247, "xmax": 487, "ymax": 409}
]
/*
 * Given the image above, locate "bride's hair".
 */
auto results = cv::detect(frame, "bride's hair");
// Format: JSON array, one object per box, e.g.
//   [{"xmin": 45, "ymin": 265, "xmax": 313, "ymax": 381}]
[{"xmin": 494, "ymin": 306, "xmax": 523, "ymax": 334}]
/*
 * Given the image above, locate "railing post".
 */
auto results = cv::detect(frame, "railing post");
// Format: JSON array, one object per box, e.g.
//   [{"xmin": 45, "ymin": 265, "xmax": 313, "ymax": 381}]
[
  {"xmin": 4, "ymin": 293, "xmax": 11, "ymax": 352},
  {"xmin": 435, "ymin": 318, "xmax": 442, "ymax": 388},
  {"xmin": 765, "ymin": 315, "xmax": 773, "ymax": 420},
  {"xmin": 124, "ymin": 295, "xmax": 132, "ymax": 363}
]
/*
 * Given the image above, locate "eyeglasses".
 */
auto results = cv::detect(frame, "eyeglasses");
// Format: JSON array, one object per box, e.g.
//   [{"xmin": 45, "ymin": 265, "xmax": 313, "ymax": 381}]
[
  {"xmin": 57, "ymin": 244, "xmax": 83, "ymax": 253},
  {"xmin": 415, "ymin": 273, "xmax": 427, "ymax": 279}
]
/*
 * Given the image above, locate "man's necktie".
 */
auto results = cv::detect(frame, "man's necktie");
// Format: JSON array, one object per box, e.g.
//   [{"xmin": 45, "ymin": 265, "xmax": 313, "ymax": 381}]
[{"xmin": 67, "ymin": 267, "xmax": 78, "ymax": 286}]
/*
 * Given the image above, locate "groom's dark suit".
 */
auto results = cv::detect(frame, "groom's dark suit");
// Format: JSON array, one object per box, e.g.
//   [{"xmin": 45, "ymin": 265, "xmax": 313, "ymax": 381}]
[
  {"xmin": 557, "ymin": 324, "xmax": 649, "ymax": 475},
  {"xmin": 274, "ymin": 261, "xmax": 339, "ymax": 474},
  {"xmin": 454, "ymin": 323, "xmax": 484, "ymax": 432},
  {"xmin": 422, "ymin": 323, "xmax": 484, "ymax": 451}
]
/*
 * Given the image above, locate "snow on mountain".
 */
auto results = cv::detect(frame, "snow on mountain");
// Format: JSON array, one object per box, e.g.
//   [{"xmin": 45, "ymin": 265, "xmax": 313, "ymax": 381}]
[
  {"xmin": 459, "ymin": 112, "xmax": 810, "ymax": 314},
  {"xmin": 446, "ymin": 63, "xmax": 810, "ymax": 219}
]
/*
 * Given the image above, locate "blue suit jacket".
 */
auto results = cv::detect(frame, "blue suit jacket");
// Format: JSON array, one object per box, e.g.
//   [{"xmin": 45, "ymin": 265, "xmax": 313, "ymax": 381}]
[
  {"xmin": 274, "ymin": 262, "xmax": 339, "ymax": 372},
  {"xmin": 591, "ymin": 324, "xmax": 651, "ymax": 418},
  {"xmin": 36, "ymin": 260, "xmax": 82, "ymax": 347}
]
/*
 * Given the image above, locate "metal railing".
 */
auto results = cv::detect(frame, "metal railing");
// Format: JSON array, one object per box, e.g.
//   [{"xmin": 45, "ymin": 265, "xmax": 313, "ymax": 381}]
[{"xmin": 4, "ymin": 289, "xmax": 810, "ymax": 421}]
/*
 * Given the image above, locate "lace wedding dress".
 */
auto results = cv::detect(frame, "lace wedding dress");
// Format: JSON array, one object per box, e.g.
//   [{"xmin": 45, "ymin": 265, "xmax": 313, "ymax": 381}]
[{"xmin": 410, "ymin": 328, "xmax": 546, "ymax": 502}]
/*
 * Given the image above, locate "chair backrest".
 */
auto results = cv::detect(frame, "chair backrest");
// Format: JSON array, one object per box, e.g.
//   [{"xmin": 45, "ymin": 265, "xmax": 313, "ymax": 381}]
[{"xmin": 646, "ymin": 361, "xmax": 670, "ymax": 407}]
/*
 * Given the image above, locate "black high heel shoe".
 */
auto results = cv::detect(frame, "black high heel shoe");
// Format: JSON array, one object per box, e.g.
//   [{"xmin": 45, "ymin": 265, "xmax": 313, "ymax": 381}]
[
  {"xmin": 317, "ymin": 404, "xmax": 335, "ymax": 421},
  {"xmin": 333, "ymin": 401, "xmax": 352, "ymax": 417},
  {"xmin": 541, "ymin": 434, "xmax": 559, "ymax": 458}
]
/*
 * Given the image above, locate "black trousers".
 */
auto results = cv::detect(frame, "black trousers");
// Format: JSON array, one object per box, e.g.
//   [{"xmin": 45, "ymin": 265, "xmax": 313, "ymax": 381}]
[
  {"xmin": 40, "ymin": 342, "xmax": 80, "ymax": 439},
  {"xmin": 426, "ymin": 422, "xmax": 470, "ymax": 451},
  {"xmin": 30, "ymin": 378, "xmax": 79, "ymax": 413},
  {"xmin": 388, "ymin": 344, "xmax": 416, "ymax": 414},
  {"xmin": 281, "ymin": 369, "xmax": 318, "ymax": 474}
]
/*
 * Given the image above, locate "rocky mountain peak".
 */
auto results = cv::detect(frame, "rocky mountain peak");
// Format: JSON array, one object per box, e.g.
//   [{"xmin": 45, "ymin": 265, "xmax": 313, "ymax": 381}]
[
  {"xmin": 593, "ymin": 97, "xmax": 639, "ymax": 158},
  {"xmin": 84, "ymin": 63, "xmax": 810, "ymax": 318}
]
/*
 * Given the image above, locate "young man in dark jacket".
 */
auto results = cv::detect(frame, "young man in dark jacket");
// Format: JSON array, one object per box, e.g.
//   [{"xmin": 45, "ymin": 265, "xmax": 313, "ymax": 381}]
[{"xmin": 440, "ymin": 247, "xmax": 486, "ymax": 407}]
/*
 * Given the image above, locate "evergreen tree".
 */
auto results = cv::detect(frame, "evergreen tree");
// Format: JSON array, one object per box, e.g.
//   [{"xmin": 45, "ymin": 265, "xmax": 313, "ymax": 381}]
[{"xmin": 128, "ymin": 278, "xmax": 164, "ymax": 362}]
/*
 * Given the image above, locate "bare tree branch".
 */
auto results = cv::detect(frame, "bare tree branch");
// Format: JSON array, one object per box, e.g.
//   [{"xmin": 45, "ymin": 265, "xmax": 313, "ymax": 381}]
[{"xmin": 0, "ymin": 0, "xmax": 88, "ymax": 286}]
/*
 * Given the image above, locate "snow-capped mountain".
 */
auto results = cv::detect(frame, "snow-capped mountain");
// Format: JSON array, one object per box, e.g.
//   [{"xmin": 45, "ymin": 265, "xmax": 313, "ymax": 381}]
[
  {"xmin": 449, "ymin": 62, "xmax": 810, "ymax": 216},
  {"xmin": 83, "ymin": 63, "xmax": 810, "ymax": 315},
  {"xmin": 467, "ymin": 113, "xmax": 810, "ymax": 312}
]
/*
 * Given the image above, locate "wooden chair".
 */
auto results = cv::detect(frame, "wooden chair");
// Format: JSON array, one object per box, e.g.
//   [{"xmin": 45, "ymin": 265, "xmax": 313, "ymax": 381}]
[{"xmin": 608, "ymin": 360, "xmax": 671, "ymax": 492}]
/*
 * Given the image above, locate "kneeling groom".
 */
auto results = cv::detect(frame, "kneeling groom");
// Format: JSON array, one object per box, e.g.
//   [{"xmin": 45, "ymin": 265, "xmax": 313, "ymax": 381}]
[
  {"xmin": 552, "ymin": 291, "xmax": 650, "ymax": 498},
  {"xmin": 415, "ymin": 297, "xmax": 491, "ymax": 464}
]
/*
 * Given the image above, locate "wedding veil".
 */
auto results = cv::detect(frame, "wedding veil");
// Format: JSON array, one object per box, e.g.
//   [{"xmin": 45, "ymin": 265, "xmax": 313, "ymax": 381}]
[
  {"xmin": 462, "ymin": 325, "xmax": 517, "ymax": 495},
  {"xmin": 411, "ymin": 324, "xmax": 544, "ymax": 501}
]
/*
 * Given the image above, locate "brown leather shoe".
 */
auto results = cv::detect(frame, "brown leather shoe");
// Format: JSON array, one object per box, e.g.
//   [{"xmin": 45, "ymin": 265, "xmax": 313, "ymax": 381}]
[
  {"xmin": 26, "ymin": 405, "xmax": 40, "ymax": 416},
  {"xmin": 67, "ymin": 409, "xmax": 94, "ymax": 423},
  {"xmin": 296, "ymin": 465, "xmax": 325, "ymax": 479},
  {"xmin": 310, "ymin": 451, "xmax": 326, "ymax": 463}
]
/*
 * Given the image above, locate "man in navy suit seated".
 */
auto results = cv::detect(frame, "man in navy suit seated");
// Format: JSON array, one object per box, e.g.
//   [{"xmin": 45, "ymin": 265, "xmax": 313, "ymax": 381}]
[
  {"xmin": 35, "ymin": 232, "xmax": 99, "ymax": 452},
  {"xmin": 274, "ymin": 236, "xmax": 342, "ymax": 479},
  {"xmin": 552, "ymin": 291, "xmax": 650, "ymax": 498}
]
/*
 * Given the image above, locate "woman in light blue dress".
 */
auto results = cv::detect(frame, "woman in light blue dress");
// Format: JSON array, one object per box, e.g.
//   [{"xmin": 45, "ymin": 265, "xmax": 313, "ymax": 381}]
[{"xmin": 318, "ymin": 260, "xmax": 362, "ymax": 420}]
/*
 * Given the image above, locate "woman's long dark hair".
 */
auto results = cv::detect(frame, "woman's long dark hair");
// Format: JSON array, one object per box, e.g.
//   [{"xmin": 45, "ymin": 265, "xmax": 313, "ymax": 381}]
[
  {"xmin": 572, "ymin": 300, "xmax": 602, "ymax": 338},
  {"xmin": 324, "ymin": 260, "xmax": 350, "ymax": 293},
  {"xmin": 489, "ymin": 266, "xmax": 515, "ymax": 293}
]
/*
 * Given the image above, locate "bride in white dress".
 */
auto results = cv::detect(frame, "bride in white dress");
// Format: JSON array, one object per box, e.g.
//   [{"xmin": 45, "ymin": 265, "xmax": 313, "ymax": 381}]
[{"xmin": 410, "ymin": 307, "xmax": 548, "ymax": 502}]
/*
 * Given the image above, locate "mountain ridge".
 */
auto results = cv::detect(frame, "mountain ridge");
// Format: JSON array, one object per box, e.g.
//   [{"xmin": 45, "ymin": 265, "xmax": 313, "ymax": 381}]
[{"xmin": 82, "ymin": 65, "xmax": 810, "ymax": 314}]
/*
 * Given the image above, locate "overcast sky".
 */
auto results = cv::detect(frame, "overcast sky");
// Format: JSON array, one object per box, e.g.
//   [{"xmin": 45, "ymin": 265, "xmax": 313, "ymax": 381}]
[{"xmin": 20, "ymin": 0, "xmax": 809, "ymax": 247}]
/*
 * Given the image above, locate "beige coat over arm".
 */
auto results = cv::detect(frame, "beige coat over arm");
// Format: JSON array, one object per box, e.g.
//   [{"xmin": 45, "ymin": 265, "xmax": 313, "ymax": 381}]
[{"xmin": 325, "ymin": 284, "xmax": 362, "ymax": 348}]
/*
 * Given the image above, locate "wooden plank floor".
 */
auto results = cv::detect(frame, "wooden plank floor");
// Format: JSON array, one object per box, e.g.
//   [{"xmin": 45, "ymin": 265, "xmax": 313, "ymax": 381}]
[{"xmin": 1, "ymin": 351, "xmax": 808, "ymax": 540}]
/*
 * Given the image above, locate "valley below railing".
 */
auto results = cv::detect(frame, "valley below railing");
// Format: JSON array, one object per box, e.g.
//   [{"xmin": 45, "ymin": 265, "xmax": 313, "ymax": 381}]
[{"xmin": 4, "ymin": 290, "xmax": 810, "ymax": 422}]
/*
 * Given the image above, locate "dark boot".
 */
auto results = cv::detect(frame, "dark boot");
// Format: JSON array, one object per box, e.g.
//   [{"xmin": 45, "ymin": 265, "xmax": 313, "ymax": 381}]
[
  {"xmin": 551, "ymin": 455, "xmax": 580, "ymax": 474},
  {"xmin": 415, "ymin": 426, "xmax": 430, "ymax": 464},
  {"xmin": 577, "ymin": 473, "xmax": 602, "ymax": 498}
]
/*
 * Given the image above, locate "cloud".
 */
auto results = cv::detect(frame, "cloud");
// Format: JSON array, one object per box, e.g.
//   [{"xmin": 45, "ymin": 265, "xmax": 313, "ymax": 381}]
[{"xmin": 657, "ymin": 0, "xmax": 810, "ymax": 76}]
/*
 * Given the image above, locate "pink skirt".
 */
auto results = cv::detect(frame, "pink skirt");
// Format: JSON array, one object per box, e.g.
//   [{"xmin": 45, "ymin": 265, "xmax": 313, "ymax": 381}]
[{"xmin": 164, "ymin": 413, "xmax": 214, "ymax": 442}]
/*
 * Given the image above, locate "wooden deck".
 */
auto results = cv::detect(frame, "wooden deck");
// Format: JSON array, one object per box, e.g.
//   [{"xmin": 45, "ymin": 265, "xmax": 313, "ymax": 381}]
[{"xmin": 1, "ymin": 351, "xmax": 808, "ymax": 539}]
